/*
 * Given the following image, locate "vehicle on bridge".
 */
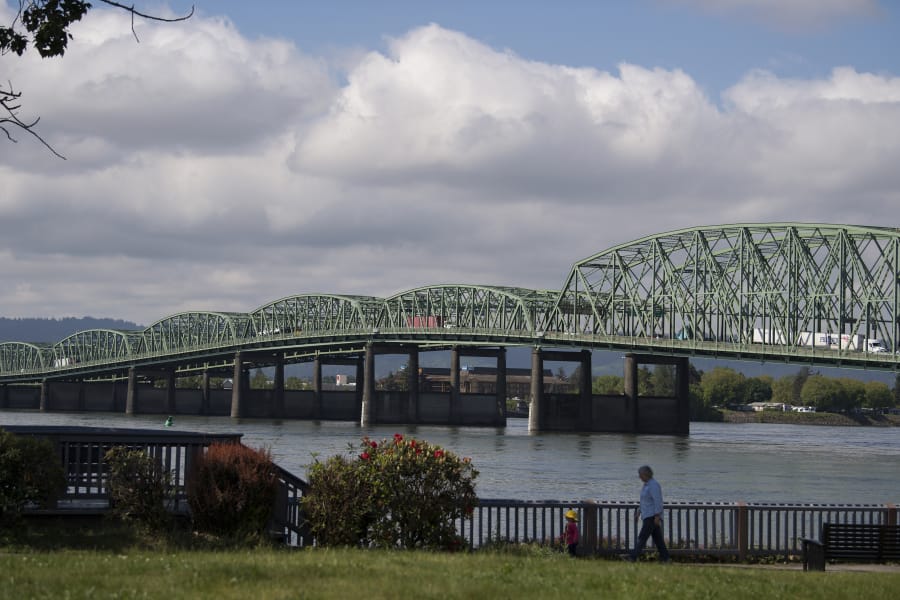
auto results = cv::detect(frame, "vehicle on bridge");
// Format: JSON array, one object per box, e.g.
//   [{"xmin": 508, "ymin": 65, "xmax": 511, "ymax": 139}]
[{"xmin": 753, "ymin": 329, "xmax": 888, "ymax": 353}]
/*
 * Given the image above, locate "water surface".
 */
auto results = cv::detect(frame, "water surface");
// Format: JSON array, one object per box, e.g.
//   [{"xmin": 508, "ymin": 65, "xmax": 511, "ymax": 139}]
[{"xmin": 2, "ymin": 410, "xmax": 898, "ymax": 504}]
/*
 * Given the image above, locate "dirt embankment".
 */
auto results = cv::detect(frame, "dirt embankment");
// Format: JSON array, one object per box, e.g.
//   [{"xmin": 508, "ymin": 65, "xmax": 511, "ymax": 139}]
[{"xmin": 719, "ymin": 410, "xmax": 900, "ymax": 427}]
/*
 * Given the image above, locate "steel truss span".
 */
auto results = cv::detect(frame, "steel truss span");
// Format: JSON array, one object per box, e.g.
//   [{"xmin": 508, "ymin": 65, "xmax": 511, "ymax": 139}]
[{"xmin": 2, "ymin": 223, "xmax": 899, "ymax": 381}]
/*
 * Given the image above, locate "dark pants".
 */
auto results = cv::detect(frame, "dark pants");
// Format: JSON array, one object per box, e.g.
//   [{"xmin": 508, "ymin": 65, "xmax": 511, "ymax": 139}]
[
  {"xmin": 567, "ymin": 543, "xmax": 577, "ymax": 557},
  {"xmin": 630, "ymin": 517, "xmax": 670, "ymax": 561}
]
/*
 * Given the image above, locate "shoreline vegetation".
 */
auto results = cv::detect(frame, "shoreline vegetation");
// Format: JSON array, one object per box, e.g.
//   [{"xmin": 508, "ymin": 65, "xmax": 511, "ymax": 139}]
[{"xmin": 717, "ymin": 409, "xmax": 900, "ymax": 427}]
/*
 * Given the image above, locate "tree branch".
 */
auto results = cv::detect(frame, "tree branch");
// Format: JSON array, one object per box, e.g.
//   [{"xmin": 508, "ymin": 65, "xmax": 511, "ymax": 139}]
[
  {"xmin": 1, "ymin": 2, "xmax": 195, "ymax": 158},
  {"xmin": 97, "ymin": 1, "xmax": 195, "ymax": 43},
  {"xmin": 1, "ymin": 82, "xmax": 66, "ymax": 159}
]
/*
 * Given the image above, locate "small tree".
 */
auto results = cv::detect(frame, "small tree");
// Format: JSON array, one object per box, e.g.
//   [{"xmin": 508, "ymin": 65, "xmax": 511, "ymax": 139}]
[
  {"xmin": 104, "ymin": 446, "xmax": 172, "ymax": 532},
  {"xmin": 302, "ymin": 434, "xmax": 478, "ymax": 550}
]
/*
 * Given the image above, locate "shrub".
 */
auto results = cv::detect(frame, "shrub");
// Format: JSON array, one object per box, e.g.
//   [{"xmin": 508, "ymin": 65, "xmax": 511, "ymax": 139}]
[
  {"xmin": 104, "ymin": 446, "xmax": 172, "ymax": 532},
  {"xmin": 187, "ymin": 442, "xmax": 278, "ymax": 540},
  {"xmin": 302, "ymin": 434, "xmax": 478, "ymax": 550},
  {"xmin": 0, "ymin": 429, "xmax": 66, "ymax": 524}
]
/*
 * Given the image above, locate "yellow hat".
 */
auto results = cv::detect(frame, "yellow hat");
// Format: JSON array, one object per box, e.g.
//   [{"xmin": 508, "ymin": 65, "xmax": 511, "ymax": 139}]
[{"xmin": 565, "ymin": 509, "xmax": 578, "ymax": 521}]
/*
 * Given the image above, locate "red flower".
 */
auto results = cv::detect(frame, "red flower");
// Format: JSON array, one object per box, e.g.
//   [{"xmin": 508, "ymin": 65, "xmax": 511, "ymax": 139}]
[
  {"xmin": 393, "ymin": 433, "xmax": 403, "ymax": 442},
  {"xmin": 369, "ymin": 441, "xmax": 378, "ymax": 448},
  {"xmin": 408, "ymin": 439, "xmax": 417, "ymax": 448},
  {"xmin": 415, "ymin": 448, "xmax": 421, "ymax": 455},
  {"xmin": 434, "ymin": 449, "xmax": 444, "ymax": 458},
  {"xmin": 359, "ymin": 451, "xmax": 370, "ymax": 460}
]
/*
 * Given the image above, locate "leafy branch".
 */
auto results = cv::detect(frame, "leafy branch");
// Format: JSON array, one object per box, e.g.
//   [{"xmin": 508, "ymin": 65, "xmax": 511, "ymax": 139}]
[{"xmin": 1, "ymin": 1, "xmax": 195, "ymax": 158}]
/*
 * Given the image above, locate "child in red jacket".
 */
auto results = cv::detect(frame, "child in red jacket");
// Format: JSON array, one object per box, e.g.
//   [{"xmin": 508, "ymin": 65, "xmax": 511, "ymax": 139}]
[{"xmin": 561, "ymin": 509, "xmax": 579, "ymax": 556}]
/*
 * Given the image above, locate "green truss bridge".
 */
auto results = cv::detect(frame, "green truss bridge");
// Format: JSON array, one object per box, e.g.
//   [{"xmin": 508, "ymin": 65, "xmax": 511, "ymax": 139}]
[{"xmin": 2, "ymin": 223, "xmax": 899, "ymax": 434}]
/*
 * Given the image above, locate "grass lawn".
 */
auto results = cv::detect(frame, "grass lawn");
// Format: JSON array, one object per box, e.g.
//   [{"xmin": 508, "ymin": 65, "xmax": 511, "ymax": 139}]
[{"xmin": 2, "ymin": 542, "xmax": 899, "ymax": 599}]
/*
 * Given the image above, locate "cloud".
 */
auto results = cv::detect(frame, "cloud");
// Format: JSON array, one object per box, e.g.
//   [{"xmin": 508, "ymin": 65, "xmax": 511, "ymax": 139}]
[
  {"xmin": 1, "ymin": 12, "xmax": 899, "ymax": 326},
  {"xmin": 667, "ymin": 0, "xmax": 880, "ymax": 30}
]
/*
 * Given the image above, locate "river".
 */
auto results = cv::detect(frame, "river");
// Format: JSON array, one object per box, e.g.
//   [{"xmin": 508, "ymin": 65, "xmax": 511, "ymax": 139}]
[{"xmin": 2, "ymin": 410, "xmax": 898, "ymax": 505}]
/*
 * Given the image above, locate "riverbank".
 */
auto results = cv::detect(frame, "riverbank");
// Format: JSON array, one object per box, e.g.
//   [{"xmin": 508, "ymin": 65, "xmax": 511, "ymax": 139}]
[{"xmin": 719, "ymin": 409, "xmax": 900, "ymax": 427}]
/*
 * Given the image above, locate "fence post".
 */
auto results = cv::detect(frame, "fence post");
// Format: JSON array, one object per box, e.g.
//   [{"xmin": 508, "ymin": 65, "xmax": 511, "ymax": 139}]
[
  {"xmin": 887, "ymin": 503, "xmax": 897, "ymax": 527},
  {"xmin": 736, "ymin": 502, "xmax": 749, "ymax": 561},
  {"xmin": 582, "ymin": 501, "xmax": 598, "ymax": 555}
]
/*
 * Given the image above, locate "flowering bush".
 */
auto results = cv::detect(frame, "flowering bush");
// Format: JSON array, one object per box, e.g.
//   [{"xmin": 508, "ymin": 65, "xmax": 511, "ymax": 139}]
[{"xmin": 302, "ymin": 434, "xmax": 478, "ymax": 550}]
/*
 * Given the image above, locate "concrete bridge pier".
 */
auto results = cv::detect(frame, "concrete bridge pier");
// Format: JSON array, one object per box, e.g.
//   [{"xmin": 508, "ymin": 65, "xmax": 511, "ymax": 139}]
[
  {"xmin": 578, "ymin": 349, "xmax": 592, "ymax": 426},
  {"xmin": 450, "ymin": 346, "xmax": 461, "ymax": 424},
  {"xmin": 528, "ymin": 347, "xmax": 544, "ymax": 432},
  {"xmin": 623, "ymin": 353, "xmax": 690, "ymax": 435},
  {"xmin": 496, "ymin": 347, "xmax": 507, "ymax": 425},
  {"xmin": 230, "ymin": 351, "xmax": 245, "ymax": 418},
  {"xmin": 272, "ymin": 354, "xmax": 285, "ymax": 419},
  {"xmin": 407, "ymin": 348, "xmax": 419, "ymax": 423},
  {"xmin": 126, "ymin": 368, "xmax": 136, "ymax": 415},
  {"xmin": 165, "ymin": 369, "xmax": 176, "ymax": 415},
  {"xmin": 313, "ymin": 356, "xmax": 323, "ymax": 419},
  {"xmin": 40, "ymin": 380, "xmax": 49, "ymax": 412},
  {"xmin": 355, "ymin": 357, "xmax": 365, "ymax": 420},
  {"xmin": 200, "ymin": 370, "xmax": 210, "ymax": 415},
  {"xmin": 361, "ymin": 343, "xmax": 375, "ymax": 426}
]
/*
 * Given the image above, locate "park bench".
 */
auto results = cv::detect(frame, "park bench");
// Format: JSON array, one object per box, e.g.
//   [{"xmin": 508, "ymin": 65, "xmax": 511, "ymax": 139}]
[{"xmin": 801, "ymin": 523, "xmax": 900, "ymax": 571}]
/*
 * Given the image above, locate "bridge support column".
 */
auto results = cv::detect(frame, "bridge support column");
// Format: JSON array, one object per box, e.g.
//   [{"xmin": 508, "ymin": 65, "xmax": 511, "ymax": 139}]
[
  {"xmin": 1, "ymin": 384, "xmax": 7, "ymax": 409},
  {"xmin": 528, "ymin": 347, "xmax": 544, "ymax": 432},
  {"xmin": 675, "ymin": 356, "xmax": 690, "ymax": 435},
  {"xmin": 126, "ymin": 367, "xmax": 136, "ymax": 415},
  {"xmin": 624, "ymin": 354, "xmax": 638, "ymax": 432},
  {"xmin": 165, "ymin": 370, "xmax": 176, "ymax": 415},
  {"xmin": 361, "ymin": 344, "xmax": 375, "ymax": 426},
  {"xmin": 230, "ymin": 351, "xmax": 244, "ymax": 419},
  {"xmin": 578, "ymin": 350, "xmax": 592, "ymax": 427},
  {"xmin": 200, "ymin": 370, "xmax": 210, "ymax": 415},
  {"xmin": 407, "ymin": 348, "xmax": 419, "ymax": 423},
  {"xmin": 450, "ymin": 346, "xmax": 461, "ymax": 424},
  {"xmin": 273, "ymin": 354, "xmax": 284, "ymax": 419},
  {"xmin": 313, "ymin": 357, "xmax": 323, "ymax": 419},
  {"xmin": 355, "ymin": 357, "xmax": 365, "ymax": 420},
  {"xmin": 39, "ymin": 380, "xmax": 49, "ymax": 412},
  {"xmin": 495, "ymin": 348, "xmax": 507, "ymax": 425}
]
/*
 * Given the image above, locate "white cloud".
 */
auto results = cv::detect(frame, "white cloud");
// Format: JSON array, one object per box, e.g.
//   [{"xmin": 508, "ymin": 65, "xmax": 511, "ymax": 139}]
[{"xmin": 1, "ymin": 13, "xmax": 899, "ymax": 326}]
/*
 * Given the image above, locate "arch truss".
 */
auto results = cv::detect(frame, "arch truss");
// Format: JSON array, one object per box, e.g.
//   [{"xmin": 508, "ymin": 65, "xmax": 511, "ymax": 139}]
[{"xmin": 552, "ymin": 223, "xmax": 900, "ymax": 352}]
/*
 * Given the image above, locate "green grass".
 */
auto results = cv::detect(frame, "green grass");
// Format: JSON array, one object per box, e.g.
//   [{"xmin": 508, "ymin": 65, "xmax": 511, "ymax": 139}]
[{"xmin": 2, "ymin": 542, "xmax": 898, "ymax": 599}]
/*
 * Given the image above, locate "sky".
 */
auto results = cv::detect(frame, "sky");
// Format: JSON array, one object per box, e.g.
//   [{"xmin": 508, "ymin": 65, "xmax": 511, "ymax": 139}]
[{"xmin": 2, "ymin": 0, "xmax": 900, "ymax": 329}]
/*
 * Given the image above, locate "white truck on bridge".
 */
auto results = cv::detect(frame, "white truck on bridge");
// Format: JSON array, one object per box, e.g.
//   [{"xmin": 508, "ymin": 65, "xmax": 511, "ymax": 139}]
[{"xmin": 753, "ymin": 329, "xmax": 888, "ymax": 353}]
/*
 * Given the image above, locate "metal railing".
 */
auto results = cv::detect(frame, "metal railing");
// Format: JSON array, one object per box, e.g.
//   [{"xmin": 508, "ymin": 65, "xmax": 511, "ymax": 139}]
[{"xmin": 459, "ymin": 499, "xmax": 899, "ymax": 559}]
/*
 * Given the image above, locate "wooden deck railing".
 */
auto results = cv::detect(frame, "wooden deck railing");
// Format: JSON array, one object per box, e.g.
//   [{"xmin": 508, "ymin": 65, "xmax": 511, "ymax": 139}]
[
  {"xmin": 6, "ymin": 425, "xmax": 241, "ymax": 510},
  {"xmin": 460, "ymin": 499, "xmax": 899, "ymax": 559}
]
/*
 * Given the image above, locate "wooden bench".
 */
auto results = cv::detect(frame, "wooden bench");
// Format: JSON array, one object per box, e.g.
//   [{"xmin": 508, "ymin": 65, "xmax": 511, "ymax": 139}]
[{"xmin": 802, "ymin": 523, "xmax": 900, "ymax": 571}]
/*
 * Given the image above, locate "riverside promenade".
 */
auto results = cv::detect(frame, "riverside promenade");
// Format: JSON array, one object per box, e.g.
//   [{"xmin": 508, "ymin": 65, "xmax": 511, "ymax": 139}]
[{"xmin": 9, "ymin": 423, "xmax": 898, "ymax": 567}]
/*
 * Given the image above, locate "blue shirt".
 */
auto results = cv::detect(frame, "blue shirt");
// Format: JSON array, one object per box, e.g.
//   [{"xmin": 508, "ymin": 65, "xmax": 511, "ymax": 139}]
[{"xmin": 639, "ymin": 477, "xmax": 664, "ymax": 520}]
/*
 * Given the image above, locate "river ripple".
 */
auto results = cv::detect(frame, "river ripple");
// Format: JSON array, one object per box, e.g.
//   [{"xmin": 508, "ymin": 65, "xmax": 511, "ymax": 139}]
[{"xmin": 2, "ymin": 410, "xmax": 898, "ymax": 505}]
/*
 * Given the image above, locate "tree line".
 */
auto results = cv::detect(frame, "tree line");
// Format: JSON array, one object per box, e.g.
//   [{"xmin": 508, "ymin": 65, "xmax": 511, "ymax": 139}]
[{"xmin": 591, "ymin": 364, "xmax": 898, "ymax": 418}]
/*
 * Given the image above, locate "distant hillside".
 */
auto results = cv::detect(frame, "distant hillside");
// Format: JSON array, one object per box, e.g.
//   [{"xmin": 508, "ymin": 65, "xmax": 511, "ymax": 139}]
[{"xmin": 0, "ymin": 317, "xmax": 144, "ymax": 344}]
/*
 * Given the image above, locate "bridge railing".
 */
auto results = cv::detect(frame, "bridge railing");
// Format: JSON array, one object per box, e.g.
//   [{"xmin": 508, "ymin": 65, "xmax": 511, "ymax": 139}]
[{"xmin": 459, "ymin": 499, "xmax": 899, "ymax": 558}]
